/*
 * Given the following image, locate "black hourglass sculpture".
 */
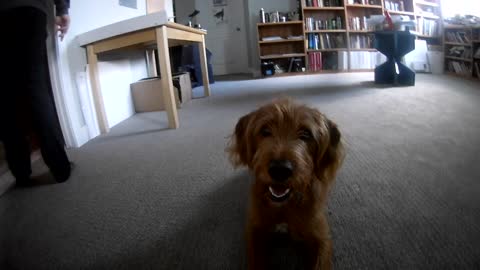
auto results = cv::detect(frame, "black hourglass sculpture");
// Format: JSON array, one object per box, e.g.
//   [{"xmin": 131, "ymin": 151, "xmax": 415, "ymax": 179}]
[{"xmin": 374, "ymin": 30, "xmax": 415, "ymax": 86}]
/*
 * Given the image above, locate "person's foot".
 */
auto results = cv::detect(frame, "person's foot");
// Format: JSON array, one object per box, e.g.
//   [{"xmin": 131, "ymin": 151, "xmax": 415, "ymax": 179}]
[
  {"xmin": 51, "ymin": 162, "xmax": 74, "ymax": 183},
  {"xmin": 15, "ymin": 177, "xmax": 33, "ymax": 188}
]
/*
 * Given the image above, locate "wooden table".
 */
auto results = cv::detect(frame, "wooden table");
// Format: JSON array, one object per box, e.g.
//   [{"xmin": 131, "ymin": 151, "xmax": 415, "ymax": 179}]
[{"xmin": 79, "ymin": 21, "xmax": 210, "ymax": 133}]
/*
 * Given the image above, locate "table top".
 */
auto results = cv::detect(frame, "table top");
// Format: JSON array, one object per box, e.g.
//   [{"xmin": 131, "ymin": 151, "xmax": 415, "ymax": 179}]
[{"xmin": 77, "ymin": 11, "xmax": 206, "ymax": 47}]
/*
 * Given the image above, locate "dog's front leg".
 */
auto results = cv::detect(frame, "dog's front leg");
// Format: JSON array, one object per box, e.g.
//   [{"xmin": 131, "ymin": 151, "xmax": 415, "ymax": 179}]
[
  {"xmin": 307, "ymin": 237, "xmax": 333, "ymax": 270},
  {"xmin": 246, "ymin": 227, "xmax": 268, "ymax": 270}
]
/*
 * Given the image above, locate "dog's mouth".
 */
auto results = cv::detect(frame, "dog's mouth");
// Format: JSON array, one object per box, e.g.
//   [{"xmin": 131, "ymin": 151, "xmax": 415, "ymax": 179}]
[{"xmin": 268, "ymin": 185, "xmax": 291, "ymax": 203}]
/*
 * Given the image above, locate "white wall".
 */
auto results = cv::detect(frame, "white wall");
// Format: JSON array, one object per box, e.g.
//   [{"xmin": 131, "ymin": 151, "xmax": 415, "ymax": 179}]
[
  {"xmin": 245, "ymin": 0, "xmax": 298, "ymax": 75},
  {"xmin": 197, "ymin": 0, "xmax": 250, "ymax": 74},
  {"xmin": 148, "ymin": 0, "xmax": 175, "ymax": 18},
  {"xmin": 57, "ymin": 0, "xmax": 148, "ymax": 146},
  {"xmin": 442, "ymin": 0, "xmax": 480, "ymax": 17},
  {"xmin": 175, "ymin": 0, "xmax": 195, "ymax": 24}
]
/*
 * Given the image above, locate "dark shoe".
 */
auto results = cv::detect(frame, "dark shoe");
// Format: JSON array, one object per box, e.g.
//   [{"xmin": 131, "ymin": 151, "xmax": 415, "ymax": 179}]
[
  {"xmin": 51, "ymin": 162, "xmax": 74, "ymax": 183},
  {"xmin": 15, "ymin": 177, "xmax": 33, "ymax": 188}
]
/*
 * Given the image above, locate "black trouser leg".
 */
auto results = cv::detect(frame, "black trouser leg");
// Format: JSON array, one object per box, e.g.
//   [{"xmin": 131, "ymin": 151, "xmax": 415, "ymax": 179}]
[
  {"xmin": 0, "ymin": 7, "xmax": 70, "ymax": 182},
  {"xmin": 0, "ymin": 118, "xmax": 32, "ymax": 180}
]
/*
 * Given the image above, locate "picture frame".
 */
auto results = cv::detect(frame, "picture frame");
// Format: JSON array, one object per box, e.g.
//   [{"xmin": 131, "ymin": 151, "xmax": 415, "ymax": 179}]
[{"xmin": 213, "ymin": 0, "xmax": 227, "ymax": 7}]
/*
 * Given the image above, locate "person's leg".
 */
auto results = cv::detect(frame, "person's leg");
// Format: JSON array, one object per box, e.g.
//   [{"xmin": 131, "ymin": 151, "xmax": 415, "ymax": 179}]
[
  {"xmin": 0, "ymin": 8, "xmax": 34, "ymax": 183},
  {"xmin": 0, "ymin": 7, "xmax": 71, "ymax": 183},
  {"xmin": 22, "ymin": 8, "xmax": 71, "ymax": 182},
  {"xmin": 0, "ymin": 113, "xmax": 32, "ymax": 183}
]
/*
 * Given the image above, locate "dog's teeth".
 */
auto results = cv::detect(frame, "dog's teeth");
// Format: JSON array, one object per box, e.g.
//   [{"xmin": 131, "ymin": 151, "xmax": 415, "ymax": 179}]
[{"xmin": 269, "ymin": 187, "xmax": 290, "ymax": 198}]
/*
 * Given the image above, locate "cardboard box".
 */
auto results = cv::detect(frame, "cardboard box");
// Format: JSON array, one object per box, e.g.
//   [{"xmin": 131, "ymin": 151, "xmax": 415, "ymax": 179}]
[
  {"xmin": 131, "ymin": 73, "xmax": 191, "ymax": 113},
  {"xmin": 172, "ymin": 72, "xmax": 192, "ymax": 103}
]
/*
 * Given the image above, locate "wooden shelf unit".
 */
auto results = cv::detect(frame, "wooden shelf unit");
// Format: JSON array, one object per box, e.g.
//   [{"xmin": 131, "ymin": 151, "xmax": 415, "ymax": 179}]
[
  {"xmin": 260, "ymin": 53, "xmax": 306, "ymax": 60},
  {"xmin": 302, "ymin": 0, "xmax": 349, "ymax": 72},
  {"xmin": 308, "ymin": 48, "xmax": 348, "ymax": 52},
  {"xmin": 303, "ymin": 7, "xmax": 346, "ymax": 11},
  {"xmin": 472, "ymin": 27, "xmax": 480, "ymax": 79},
  {"xmin": 383, "ymin": 1, "xmax": 442, "ymax": 44},
  {"xmin": 259, "ymin": 39, "xmax": 304, "ymax": 44},
  {"xmin": 344, "ymin": 1, "xmax": 384, "ymax": 71},
  {"xmin": 256, "ymin": 0, "xmax": 445, "ymax": 76},
  {"xmin": 413, "ymin": 0, "xmax": 442, "ymax": 43},
  {"xmin": 257, "ymin": 21, "xmax": 306, "ymax": 76},
  {"xmin": 388, "ymin": 10, "xmax": 415, "ymax": 16},
  {"xmin": 305, "ymin": 29, "xmax": 347, "ymax": 33},
  {"xmin": 443, "ymin": 26, "xmax": 480, "ymax": 79},
  {"xmin": 345, "ymin": 4, "xmax": 383, "ymax": 9}
]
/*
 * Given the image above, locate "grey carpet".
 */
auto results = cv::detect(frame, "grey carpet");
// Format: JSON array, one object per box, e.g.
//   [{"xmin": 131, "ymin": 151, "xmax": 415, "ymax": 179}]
[{"xmin": 1, "ymin": 73, "xmax": 479, "ymax": 270}]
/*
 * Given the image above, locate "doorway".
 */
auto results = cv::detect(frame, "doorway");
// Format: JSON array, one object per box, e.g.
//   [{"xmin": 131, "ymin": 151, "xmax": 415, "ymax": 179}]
[{"xmin": 175, "ymin": 0, "xmax": 249, "ymax": 75}]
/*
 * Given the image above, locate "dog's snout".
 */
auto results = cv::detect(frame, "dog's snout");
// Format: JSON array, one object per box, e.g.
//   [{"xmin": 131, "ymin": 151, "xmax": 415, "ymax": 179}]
[{"xmin": 268, "ymin": 160, "xmax": 293, "ymax": 182}]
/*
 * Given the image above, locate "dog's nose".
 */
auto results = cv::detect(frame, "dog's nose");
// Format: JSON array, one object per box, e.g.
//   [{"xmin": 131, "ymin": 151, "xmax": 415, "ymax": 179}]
[{"xmin": 268, "ymin": 160, "xmax": 293, "ymax": 182}]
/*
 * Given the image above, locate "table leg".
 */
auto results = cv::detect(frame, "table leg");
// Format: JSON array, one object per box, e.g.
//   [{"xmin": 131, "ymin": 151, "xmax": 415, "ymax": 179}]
[
  {"xmin": 198, "ymin": 35, "xmax": 211, "ymax": 97},
  {"xmin": 155, "ymin": 26, "xmax": 179, "ymax": 129},
  {"xmin": 87, "ymin": 45, "xmax": 109, "ymax": 134}
]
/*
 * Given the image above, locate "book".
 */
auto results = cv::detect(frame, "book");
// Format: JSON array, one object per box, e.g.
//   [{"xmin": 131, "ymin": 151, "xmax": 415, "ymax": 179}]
[
  {"xmin": 308, "ymin": 53, "xmax": 314, "ymax": 71},
  {"xmin": 474, "ymin": 48, "xmax": 480, "ymax": 59},
  {"xmin": 317, "ymin": 52, "xmax": 323, "ymax": 70},
  {"xmin": 288, "ymin": 58, "xmax": 294, "ymax": 73}
]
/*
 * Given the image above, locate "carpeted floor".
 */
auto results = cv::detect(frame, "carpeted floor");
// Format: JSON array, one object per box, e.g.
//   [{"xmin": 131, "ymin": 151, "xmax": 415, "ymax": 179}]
[{"xmin": 1, "ymin": 73, "xmax": 479, "ymax": 269}]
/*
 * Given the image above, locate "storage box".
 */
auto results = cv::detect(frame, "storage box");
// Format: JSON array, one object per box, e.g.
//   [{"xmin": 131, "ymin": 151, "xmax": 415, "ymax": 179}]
[
  {"xmin": 131, "ymin": 73, "xmax": 192, "ymax": 113},
  {"xmin": 172, "ymin": 72, "xmax": 192, "ymax": 103},
  {"xmin": 427, "ymin": 51, "xmax": 444, "ymax": 75}
]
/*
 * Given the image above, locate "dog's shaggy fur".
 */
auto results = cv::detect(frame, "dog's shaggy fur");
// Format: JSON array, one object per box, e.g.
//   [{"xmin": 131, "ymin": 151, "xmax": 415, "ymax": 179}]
[{"xmin": 228, "ymin": 99, "xmax": 344, "ymax": 270}]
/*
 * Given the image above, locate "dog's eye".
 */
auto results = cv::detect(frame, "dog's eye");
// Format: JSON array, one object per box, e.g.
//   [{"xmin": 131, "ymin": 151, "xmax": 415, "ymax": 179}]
[
  {"xmin": 260, "ymin": 127, "xmax": 272, "ymax": 137},
  {"xmin": 299, "ymin": 129, "xmax": 313, "ymax": 141}
]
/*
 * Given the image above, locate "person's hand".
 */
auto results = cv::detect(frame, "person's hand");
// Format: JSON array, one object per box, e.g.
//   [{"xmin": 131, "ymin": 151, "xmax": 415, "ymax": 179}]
[{"xmin": 55, "ymin": 15, "xmax": 70, "ymax": 41}]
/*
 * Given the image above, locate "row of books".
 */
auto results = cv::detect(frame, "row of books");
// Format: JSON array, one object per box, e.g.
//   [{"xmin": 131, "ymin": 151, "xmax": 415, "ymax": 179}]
[
  {"xmin": 307, "ymin": 51, "xmax": 385, "ymax": 71},
  {"xmin": 308, "ymin": 52, "xmax": 345, "ymax": 71},
  {"xmin": 307, "ymin": 33, "xmax": 346, "ymax": 49},
  {"xmin": 447, "ymin": 46, "xmax": 472, "ymax": 59},
  {"xmin": 304, "ymin": 0, "xmax": 342, "ymax": 7},
  {"xmin": 346, "ymin": 0, "xmax": 380, "ymax": 4},
  {"xmin": 308, "ymin": 52, "xmax": 324, "ymax": 71},
  {"xmin": 447, "ymin": 61, "xmax": 471, "ymax": 76},
  {"xmin": 384, "ymin": 0, "xmax": 406, "ymax": 12},
  {"xmin": 445, "ymin": 31, "xmax": 471, "ymax": 44},
  {"xmin": 350, "ymin": 51, "xmax": 385, "ymax": 70},
  {"xmin": 475, "ymin": 48, "xmax": 480, "ymax": 59},
  {"xmin": 416, "ymin": 18, "xmax": 439, "ymax": 37},
  {"xmin": 305, "ymin": 17, "xmax": 343, "ymax": 31},
  {"xmin": 350, "ymin": 35, "xmax": 373, "ymax": 49},
  {"xmin": 348, "ymin": 16, "xmax": 372, "ymax": 31},
  {"xmin": 416, "ymin": 5, "xmax": 439, "ymax": 18},
  {"xmin": 473, "ymin": 30, "xmax": 480, "ymax": 41}
]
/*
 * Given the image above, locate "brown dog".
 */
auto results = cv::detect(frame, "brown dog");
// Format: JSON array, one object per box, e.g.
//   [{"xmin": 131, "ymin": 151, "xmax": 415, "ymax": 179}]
[{"xmin": 228, "ymin": 99, "xmax": 344, "ymax": 270}]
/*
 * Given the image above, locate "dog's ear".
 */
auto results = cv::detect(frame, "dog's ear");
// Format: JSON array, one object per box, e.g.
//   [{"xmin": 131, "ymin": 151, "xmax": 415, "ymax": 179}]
[
  {"xmin": 227, "ymin": 112, "xmax": 254, "ymax": 168},
  {"xmin": 316, "ymin": 118, "xmax": 345, "ymax": 183}
]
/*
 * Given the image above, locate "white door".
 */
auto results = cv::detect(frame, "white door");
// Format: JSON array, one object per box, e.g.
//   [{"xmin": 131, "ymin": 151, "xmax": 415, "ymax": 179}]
[{"xmin": 195, "ymin": 0, "xmax": 249, "ymax": 75}]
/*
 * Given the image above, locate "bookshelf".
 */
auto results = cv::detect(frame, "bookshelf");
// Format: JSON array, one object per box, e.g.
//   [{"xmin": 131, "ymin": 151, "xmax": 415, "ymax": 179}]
[
  {"xmin": 345, "ymin": 1, "xmax": 384, "ymax": 71},
  {"xmin": 443, "ymin": 26, "xmax": 480, "ymax": 80},
  {"xmin": 413, "ymin": 0, "xmax": 442, "ymax": 44},
  {"xmin": 472, "ymin": 27, "xmax": 480, "ymax": 79},
  {"xmin": 302, "ymin": 0, "xmax": 347, "ymax": 72},
  {"xmin": 257, "ymin": 21, "xmax": 306, "ymax": 76},
  {"xmin": 474, "ymin": 27, "xmax": 480, "ymax": 79},
  {"xmin": 383, "ymin": 1, "xmax": 442, "ymax": 44},
  {"xmin": 256, "ymin": 0, "xmax": 444, "ymax": 76}
]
